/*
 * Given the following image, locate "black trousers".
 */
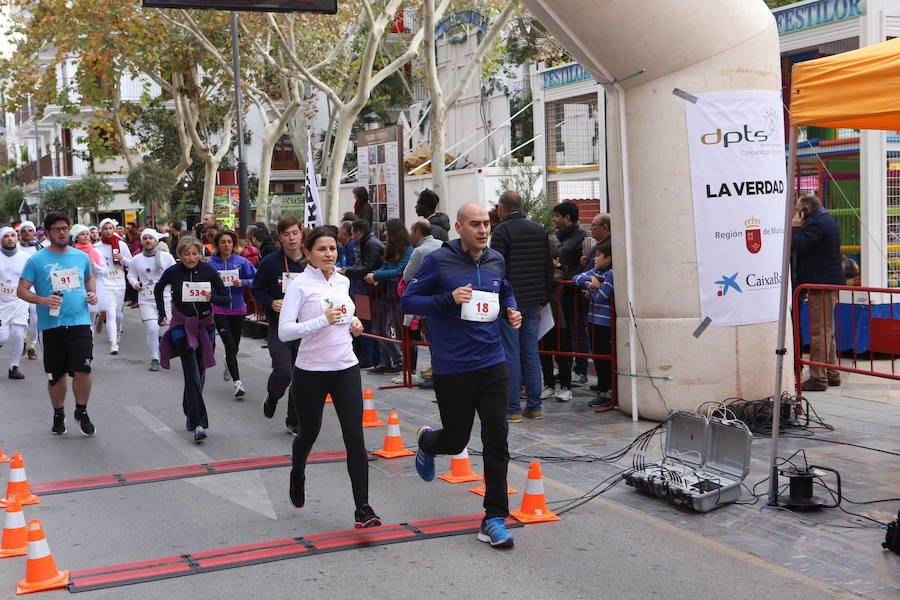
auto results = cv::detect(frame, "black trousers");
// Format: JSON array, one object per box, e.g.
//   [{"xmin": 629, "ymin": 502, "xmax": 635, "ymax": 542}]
[
  {"xmin": 590, "ymin": 323, "xmax": 612, "ymax": 392},
  {"xmin": 215, "ymin": 313, "xmax": 244, "ymax": 381},
  {"xmin": 540, "ymin": 326, "xmax": 573, "ymax": 388},
  {"xmin": 290, "ymin": 366, "xmax": 369, "ymax": 508},
  {"xmin": 173, "ymin": 333, "xmax": 210, "ymax": 429},
  {"xmin": 266, "ymin": 324, "xmax": 298, "ymax": 424},
  {"xmin": 420, "ymin": 362, "xmax": 510, "ymax": 519}
]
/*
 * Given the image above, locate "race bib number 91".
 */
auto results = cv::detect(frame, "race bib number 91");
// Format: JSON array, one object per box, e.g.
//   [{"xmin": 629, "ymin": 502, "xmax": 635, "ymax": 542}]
[
  {"xmin": 460, "ymin": 290, "xmax": 500, "ymax": 323},
  {"xmin": 51, "ymin": 268, "xmax": 80, "ymax": 292},
  {"xmin": 182, "ymin": 281, "xmax": 211, "ymax": 302}
]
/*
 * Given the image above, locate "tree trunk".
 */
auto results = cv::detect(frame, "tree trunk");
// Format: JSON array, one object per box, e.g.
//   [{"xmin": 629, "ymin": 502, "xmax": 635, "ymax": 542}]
[
  {"xmin": 201, "ymin": 157, "xmax": 220, "ymax": 216},
  {"xmin": 256, "ymin": 137, "xmax": 275, "ymax": 224},
  {"xmin": 430, "ymin": 111, "xmax": 448, "ymax": 201},
  {"xmin": 325, "ymin": 114, "xmax": 354, "ymax": 225}
]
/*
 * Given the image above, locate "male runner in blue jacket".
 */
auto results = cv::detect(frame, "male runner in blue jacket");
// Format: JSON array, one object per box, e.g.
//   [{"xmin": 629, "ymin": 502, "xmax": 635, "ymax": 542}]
[{"xmin": 401, "ymin": 202, "xmax": 521, "ymax": 548}]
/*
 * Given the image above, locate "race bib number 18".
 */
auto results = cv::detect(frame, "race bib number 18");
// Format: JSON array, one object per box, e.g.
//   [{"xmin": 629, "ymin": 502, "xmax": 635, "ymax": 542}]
[
  {"xmin": 182, "ymin": 281, "xmax": 211, "ymax": 302},
  {"xmin": 51, "ymin": 268, "xmax": 80, "ymax": 292},
  {"xmin": 460, "ymin": 290, "xmax": 500, "ymax": 323}
]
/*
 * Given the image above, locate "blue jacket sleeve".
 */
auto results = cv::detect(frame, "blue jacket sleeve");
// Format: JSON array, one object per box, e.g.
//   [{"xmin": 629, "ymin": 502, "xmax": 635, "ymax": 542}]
[
  {"xmin": 594, "ymin": 270, "xmax": 614, "ymax": 305},
  {"xmin": 572, "ymin": 269, "xmax": 596, "ymax": 288},
  {"xmin": 239, "ymin": 257, "xmax": 256, "ymax": 287},
  {"xmin": 500, "ymin": 277, "xmax": 518, "ymax": 312},
  {"xmin": 399, "ymin": 253, "xmax": 455, "ymax": 315},
  {"xmin": 374, "ymin": 246, "xmax": 413, "ymax": 281}
]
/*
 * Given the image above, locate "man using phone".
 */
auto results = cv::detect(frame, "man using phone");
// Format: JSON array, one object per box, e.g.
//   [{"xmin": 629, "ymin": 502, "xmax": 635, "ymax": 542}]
[{"xmin": 791, "ymin": 194, "xmax": 843, "ymax": 391}]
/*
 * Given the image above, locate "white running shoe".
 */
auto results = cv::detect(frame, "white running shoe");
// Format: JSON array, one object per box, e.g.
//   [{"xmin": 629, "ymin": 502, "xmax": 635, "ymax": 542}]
[
  {"xmin": 540, "ymin": 385, "xmax": 556, "ymax": 400},
  {"xmin": 233, "ymin": 380, "xmax": 246, "ymax": 398},
  {"xmin": 392, "ymin": 373, "xmax": 420, "ymax": 385},
  {"xmin": 556, "ymin": 387, "xmax": 573, "ymax": 402},
  {"xmin": 110, "ymin": 343, "xmax": 119, "ymax": 355}
]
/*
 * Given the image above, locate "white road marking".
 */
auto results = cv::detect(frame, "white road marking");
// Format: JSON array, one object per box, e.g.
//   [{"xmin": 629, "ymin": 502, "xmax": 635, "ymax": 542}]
[{"xmin": 126, "ymin": 405, "xmax": 277, "ymax": 520}]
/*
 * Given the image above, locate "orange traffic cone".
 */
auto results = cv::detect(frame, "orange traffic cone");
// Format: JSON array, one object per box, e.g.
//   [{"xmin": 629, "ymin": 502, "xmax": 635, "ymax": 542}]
[
  {"xmin": 16, "ymin": 520, "xmax": 68, "ymax": 594},
  {"xmin": 510, "ymin": 462, "xmax": 560, "ymax": 523},
  {"xmin": 0, "ymin": 454, "xmax": 39, "ymax": 508},
  {"xmin": 437, "ymin": 449, "xmax": 482, "ymax": 483},
  {"xmin": 372, "ymin": 411, "xmax": 415, "ymax": 459},
  {"xmin": 0, "ymin": 500, "xmax": 27, "ymax": 558},
  {"xmin": 469, "ymin": 480, "xmax": 518, "ymax": 496},
  {"xmin": 0, "ymin": 447, "xmax": 9, "ymax": 463},
  {"xmin": 325, "ymin": 394, "xmax": 333, "ymax": 404},
  {"xmin": 361, "ymin": 387, "xmax": 384, "ymax": 427}
]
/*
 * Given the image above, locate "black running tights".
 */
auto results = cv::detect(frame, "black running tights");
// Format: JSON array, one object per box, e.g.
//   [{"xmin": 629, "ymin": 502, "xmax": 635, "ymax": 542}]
[{"xmin": 289, "ymin": 365, "xmax": 368, "ymax": 508}]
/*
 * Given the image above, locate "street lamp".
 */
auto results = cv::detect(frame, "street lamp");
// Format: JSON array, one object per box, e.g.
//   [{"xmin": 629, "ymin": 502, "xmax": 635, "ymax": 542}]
[{"xmin": 363, "ymin": 112, "xmax": 382, "ymax": 131}]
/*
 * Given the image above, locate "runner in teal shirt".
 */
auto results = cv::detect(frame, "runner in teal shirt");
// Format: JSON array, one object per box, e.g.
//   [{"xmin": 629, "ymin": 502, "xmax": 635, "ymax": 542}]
[{"xmin": 21, "ymin": 246, "xmax": 93, "ymax": 330}]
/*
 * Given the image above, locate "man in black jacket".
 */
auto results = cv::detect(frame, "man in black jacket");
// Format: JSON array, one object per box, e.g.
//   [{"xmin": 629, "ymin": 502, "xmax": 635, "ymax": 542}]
[
  {"xmin": 415, "ymin": 189, "xmax": 451, "ymax": 242},
  {"xmin": 491, "ymin": 191, "xmax": 553, "ymax": 420},
  {"xmin": 792, "ymin": 194, "xmax": 844, "ymax": 391},
  {"xmin": 251, "ymin": 216, "xmax": 305, "ymax": 432},
  {"xmin": 341, "ymin": 219, "xmax": 384, "ymax": 369}
]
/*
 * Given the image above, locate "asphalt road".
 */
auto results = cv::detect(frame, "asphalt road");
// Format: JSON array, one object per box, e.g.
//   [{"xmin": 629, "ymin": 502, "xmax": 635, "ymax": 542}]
[{"xmin": 0, "ymin": 310, "xmax": 862, "ymax": 599}]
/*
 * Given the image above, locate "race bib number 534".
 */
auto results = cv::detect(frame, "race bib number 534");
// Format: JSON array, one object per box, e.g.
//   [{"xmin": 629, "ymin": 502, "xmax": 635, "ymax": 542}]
[{"xmin": 182, "ymin": 281, "xmax": 211, "ymax": 302}]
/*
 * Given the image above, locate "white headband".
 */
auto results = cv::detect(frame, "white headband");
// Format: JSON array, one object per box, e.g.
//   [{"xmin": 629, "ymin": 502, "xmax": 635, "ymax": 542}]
[
  {"xmin": 71, "ymin": 225, "xmax": 90, "ymax": 239},
  {"xmin": 99, "ymin": 218, "xmax": 118, "ymax": 229},
  {"xmin": 141, "ymin": 228, "xmax": 168, "ymax": 241},
  {"xmin": 19, "ymin": 221, "xmax": 35, "ymax": 231},
  {"xmin": 0, "ymin": 226, "xmax": 16, "ymax": 239}
]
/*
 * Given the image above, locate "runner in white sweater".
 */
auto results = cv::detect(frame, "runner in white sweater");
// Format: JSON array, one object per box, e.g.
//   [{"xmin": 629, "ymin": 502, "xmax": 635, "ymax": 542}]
[
  {"xmin": 0, "ymin": 227, "xmax": 30, "ymax": 379},
  {"xmin": 127, "ymin": 229, "xmax": 175, "ymax": 371},
  {"xmin": 93, "ymin": 218, "xmax": 132, "ymax": 353},
  {"xmin": 278, "ymin": 227, "xmax": 380, "ymax": 529}
]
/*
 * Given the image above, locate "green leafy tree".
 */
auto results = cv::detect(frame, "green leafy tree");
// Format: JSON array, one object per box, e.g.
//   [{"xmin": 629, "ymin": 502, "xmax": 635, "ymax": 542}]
[
  {"xmin": 497, "ymin": 157, "xmax": 553, "ymax": 232},
  {"xmin": 127, "ymin": 160, "xmax": 177, "ymax": 225},
  {"xmin": 69, "ymin": 175, "xmax": 116, "ymax": 216},
  {"xmin": 0, "ymin": 186, "xmax": 26, "ymax": 223},
  {"xmin": 40, "ymin": 186, "xmax": 77, "ymax": 220}
]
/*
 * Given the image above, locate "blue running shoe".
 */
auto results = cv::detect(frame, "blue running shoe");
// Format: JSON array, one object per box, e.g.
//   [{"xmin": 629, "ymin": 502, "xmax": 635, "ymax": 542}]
[
  {"xmin": 415, "ymin": 426, "xmax": 435, "ymax": 482},
  {"xmin": 477, "ymin": 517, "xmax": 515, "ymax": 548},
  {"xmin": 193, "ymin": 426, "xmax": 207, "ymax": 442}
]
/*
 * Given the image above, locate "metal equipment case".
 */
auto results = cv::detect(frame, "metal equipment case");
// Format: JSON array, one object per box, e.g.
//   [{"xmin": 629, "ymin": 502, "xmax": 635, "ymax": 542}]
[{"xmin": 624, "ymin": 411, "xmax": 752, "ymax": 512}]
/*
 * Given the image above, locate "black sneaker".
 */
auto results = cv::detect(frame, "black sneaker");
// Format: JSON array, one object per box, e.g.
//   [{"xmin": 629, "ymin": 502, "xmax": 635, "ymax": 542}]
[
  {"xmin": 289, "ymin": 474, "xmax": 305, "ymax": 508},
  {"xmin": 354, "ymin": 504, "xmax": 381, "ymax": 529},
  {"xmin": 285, "ymin": 420, "xmax": 298, "ymax": 436},
  {"xmin": 51, "ymin": 410, "xmax": 66, "ymax": 435},
  {"xmin": 368, "ymin": 365, "xmax": 391, "ymax": 374},
  {"xmin": 27, "ymin": 347, "xmax": 37, "ymax": 360},
  {"xmin": 384, "ymin": 365, "xmax": 402, "ymax": 374},
  {"xmin": 263, "ymin": 396, "xmax": 277, "ymax": 419},
  {"xmin": 74, "ymin": 406, "xmax": 95, "ymax": 437}
]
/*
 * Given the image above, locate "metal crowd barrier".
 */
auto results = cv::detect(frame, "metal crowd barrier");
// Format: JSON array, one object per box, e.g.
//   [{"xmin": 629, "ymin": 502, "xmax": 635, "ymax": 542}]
[{"xmin": 793, "ymin": 283, "xmax": 900, "ymax": 395}]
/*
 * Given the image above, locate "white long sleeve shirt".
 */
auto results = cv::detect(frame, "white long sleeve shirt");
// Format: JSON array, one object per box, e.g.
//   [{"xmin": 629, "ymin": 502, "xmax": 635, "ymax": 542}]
[
  {"xmin": 278, "ymin": 266, "xmax": 358, "ymax": 372},
  {"xmin": 128, "ymin": 251, "xmax": 176, "ymax": 306},
  {"xmin": 0, "ymin": 250, "xmax": 30, "ymax": 326},
  {"xmin": 93, "ymin": 240, "xmax": 133, "ymax": 289}
]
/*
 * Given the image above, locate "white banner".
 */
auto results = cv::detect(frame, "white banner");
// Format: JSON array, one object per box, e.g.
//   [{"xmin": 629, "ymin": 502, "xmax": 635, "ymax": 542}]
[
  {"xmin": 685, "ymin": 90, "xmax": 786, "ymax": 327},
  {"xmin": 304, "ymin": 130, "xmax": 323, "ymax": 229}
]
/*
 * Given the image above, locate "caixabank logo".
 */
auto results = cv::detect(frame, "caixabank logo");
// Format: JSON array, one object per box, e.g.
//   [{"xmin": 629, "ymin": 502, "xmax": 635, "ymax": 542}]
[
  {"xmin": 716, "ymin": 271, "xmax": 782, "ymax": 297},
  {"xmin": 700, "ymin": 108, "xmax": 782, "ymax": 148}
]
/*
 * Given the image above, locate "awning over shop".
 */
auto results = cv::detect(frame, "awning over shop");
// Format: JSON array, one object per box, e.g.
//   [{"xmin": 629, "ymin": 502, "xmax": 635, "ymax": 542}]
[{"xmin": 790, "ymin": 37, "xmax": 900, "ymax": 130}]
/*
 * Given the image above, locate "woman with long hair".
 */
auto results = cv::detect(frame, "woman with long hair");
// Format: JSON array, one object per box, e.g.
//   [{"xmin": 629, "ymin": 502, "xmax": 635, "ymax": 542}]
[
  {"xmin": 278, "ymin": 226, "xmax": 380, "ymax": 528},
  {"xmin": 364, "ymin": 218, "xmax": 413, "ymax": 375},
  {"xmin": 207, "ymin": 230, "xmax": 257, "ymax": 397},
  {"xmin": 155, "ymin": 237, "xmax": 230, "ymax": 442}
]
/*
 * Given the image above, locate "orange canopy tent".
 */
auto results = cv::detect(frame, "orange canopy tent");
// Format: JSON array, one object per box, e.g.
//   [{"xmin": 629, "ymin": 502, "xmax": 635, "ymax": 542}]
[
  {"xmin": 768, "ymin": 37, "xmax": 900, "ymax": 503},
  {"xmin": 789, "ymin": 36, "xmax": 900, "ymax": 129}
]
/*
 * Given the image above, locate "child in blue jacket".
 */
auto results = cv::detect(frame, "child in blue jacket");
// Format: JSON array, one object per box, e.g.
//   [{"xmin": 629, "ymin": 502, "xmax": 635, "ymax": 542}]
[{"xmin": 572, "ymin": 242, "xmax": 613, "ymax": 408}]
